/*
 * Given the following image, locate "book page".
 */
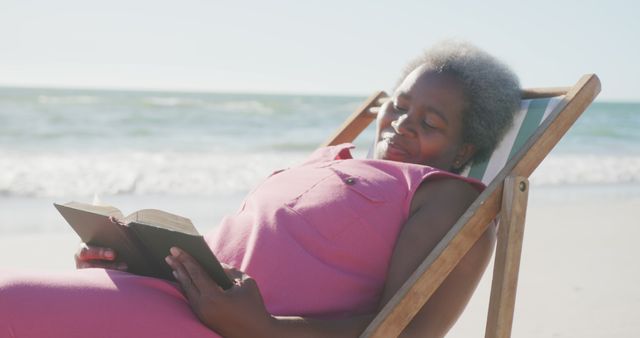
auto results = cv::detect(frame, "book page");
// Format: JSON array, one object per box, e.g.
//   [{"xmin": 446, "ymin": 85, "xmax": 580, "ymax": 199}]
[
  {"xmin": 125, "ymin": 209, "xmax": 198, "ymax": 236},
  {"xmin": 61, "ymin": 201, "xmax": 124, "ymax": 219}
]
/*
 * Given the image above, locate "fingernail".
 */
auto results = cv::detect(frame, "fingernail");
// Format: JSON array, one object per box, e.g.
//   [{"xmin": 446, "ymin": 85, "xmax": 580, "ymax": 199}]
[
  {"xmin": 164, "ymin": 256, "xmax": 172, "ymax": 264},
  {"xmin": 104, "ymin": 250, "xmax": 114, "ymax": 259},
  {"xmin": 170, "ymin": 247, "xmax": 180, "ymax": 256},
  {"xmin": 172, "ymin": 270, "xmax": 179, "ymax": 279}
]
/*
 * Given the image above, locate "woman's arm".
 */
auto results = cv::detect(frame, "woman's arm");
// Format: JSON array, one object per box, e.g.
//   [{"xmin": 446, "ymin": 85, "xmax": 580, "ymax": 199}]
[{"xmin": 380, "ymin": 178, "xmax": 495, "ymax": 337}]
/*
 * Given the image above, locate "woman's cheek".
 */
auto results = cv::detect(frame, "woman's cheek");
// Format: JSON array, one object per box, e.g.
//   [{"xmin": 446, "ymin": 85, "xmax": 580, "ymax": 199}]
[{"xmin": 377, "ymin": 108, "xmax": 395, "ymax": 130}]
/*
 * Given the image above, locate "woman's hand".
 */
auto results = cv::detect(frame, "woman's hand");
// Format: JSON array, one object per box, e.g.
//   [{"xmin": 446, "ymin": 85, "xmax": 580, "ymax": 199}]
[
  {"xmin": 165, "ymin": 247, "xmax": 275, "ymax": 338},
  {"xmin": 74, "ymin": 243, "xmax": 128, "ymax": 271}
]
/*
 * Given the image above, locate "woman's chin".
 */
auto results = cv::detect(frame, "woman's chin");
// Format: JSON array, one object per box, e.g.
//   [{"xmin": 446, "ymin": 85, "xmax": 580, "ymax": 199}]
[
  {"xmin": 374, "ymin": 144, "xmax": 402, "ymax": 162},
  {"xmin": 377, "ymin": 149, "xmax": 410, "ymax": 163}
]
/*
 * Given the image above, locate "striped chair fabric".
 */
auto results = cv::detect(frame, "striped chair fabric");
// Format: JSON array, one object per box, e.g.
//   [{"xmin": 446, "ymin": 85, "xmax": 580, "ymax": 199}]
[{"xmin": 462, "ymin": 96, "xmax": 564, "ymax": 184}]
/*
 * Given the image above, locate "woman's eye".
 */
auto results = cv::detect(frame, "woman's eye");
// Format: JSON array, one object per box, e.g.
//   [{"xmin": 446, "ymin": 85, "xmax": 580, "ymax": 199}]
[
  {"xmin": 421, "ymin": 120, "xmax": 435, "ymax": 129},
  {"xmin": 422, "ymin": 117, "xmax": 444, "ymax": 130},
  {"xmin": 393, "ymin": 104, "xmax": 408, "ymax": 113}
]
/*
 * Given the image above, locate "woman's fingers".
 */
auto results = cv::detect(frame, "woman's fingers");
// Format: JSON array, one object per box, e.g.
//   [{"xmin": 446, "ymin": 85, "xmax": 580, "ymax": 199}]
[
  {"xmin": 167, "ymin": 247, "xmax": 221, "ymax": 294},
  {"xmin": 76, "ymin": 260, "xmax": 128, "ymax": 271},
  {"xmin": 221, "ymin": 263, "xmax": 243, "ymax": 281},
  {"xmin": 76, "ymin": 244, "xmax": 116, "ymax": 261},
  {"xmin": 165, "ymin": 254, "xmax": 200, "ymax": 301},
  {"xmin": 74, "ymin": 244, "xmax": 126, "ymax": 270}
]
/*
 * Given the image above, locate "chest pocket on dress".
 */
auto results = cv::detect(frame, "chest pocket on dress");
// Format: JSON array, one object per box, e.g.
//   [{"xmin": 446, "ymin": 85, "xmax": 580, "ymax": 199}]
[{"xmin": 285, "ymin": 166, "xmax": 389, "ymax": 241}]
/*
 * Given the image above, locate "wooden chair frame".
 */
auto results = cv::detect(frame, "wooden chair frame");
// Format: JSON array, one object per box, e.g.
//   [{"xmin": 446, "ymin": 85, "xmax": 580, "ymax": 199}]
[{"xmin": 320, "ymin": 74, "xmax": 601, "ymax": 338}]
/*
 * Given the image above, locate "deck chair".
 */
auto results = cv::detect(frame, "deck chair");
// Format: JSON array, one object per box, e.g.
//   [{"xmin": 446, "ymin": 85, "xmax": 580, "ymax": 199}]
[{"xmin": 320, "ymin": 74, "xmax": 601, "ymax": 338}]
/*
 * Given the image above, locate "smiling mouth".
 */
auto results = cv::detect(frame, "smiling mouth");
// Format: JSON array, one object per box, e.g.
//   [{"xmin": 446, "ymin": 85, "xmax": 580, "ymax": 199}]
[{"xmin": 382, "ymin": 137, "xmax": 410, "ymax": 157}]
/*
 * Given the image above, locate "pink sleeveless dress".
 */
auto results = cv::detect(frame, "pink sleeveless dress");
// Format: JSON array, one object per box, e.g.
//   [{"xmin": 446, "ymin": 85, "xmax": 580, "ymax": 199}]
[{"xmin": 0, "ymin": 144, "xmax": 483, "ymax": 337}]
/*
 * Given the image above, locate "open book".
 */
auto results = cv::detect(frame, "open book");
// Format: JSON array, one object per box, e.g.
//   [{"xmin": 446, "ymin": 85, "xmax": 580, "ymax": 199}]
[{"xmin": 54, "ymin": 202, "xmax": 233, "ymax": 290}]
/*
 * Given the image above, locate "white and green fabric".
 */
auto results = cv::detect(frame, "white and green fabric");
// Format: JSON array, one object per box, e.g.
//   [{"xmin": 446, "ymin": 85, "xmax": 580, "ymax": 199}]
[{"xmin": 462, "ymin": 96, "xmax": 564, "ymax": 184}]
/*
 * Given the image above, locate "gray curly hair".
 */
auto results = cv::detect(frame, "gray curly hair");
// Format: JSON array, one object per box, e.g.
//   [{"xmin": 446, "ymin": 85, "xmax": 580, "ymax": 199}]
[{"xmin": 398, "ymin": 40, "xmax": 521, "ymax": 166}]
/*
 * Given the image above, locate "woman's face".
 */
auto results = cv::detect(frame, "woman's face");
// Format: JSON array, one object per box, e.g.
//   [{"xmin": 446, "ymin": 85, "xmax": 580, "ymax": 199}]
[{"xmin": 374, "ymin": 67, "xmax": 475, "ymax": 171}]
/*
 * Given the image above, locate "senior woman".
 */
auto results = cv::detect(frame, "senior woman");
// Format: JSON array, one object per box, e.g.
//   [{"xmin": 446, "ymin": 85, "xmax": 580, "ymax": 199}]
[{"xmin": 0, "ymin": 41, "xmax": 520, "ymax": 338}]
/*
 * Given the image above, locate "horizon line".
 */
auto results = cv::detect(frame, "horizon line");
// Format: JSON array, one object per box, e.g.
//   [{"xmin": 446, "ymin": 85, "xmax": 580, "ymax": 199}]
[
  {"xmin": 0, "ymin": 83, "xmax": 635, "ymax": 104},
  {"xmin": 0, "ymin": 83, "xmax": 371, "ymax": 99}
]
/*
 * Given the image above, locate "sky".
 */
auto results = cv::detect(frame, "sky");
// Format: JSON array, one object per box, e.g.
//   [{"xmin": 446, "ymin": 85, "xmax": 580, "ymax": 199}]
[{"xmin": 1, "ymin": 0, "xmax": 638, "ymax": 101}]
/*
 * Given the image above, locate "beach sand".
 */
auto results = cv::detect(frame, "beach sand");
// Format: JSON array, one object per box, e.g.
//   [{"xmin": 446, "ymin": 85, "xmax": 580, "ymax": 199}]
[
  {"xmin": 1, "ymin": 184, "xmax": 639, "ymax": 337},
  {"xmin": 449, "ymin": 184, "xmax": 640, "ymax": 338}
]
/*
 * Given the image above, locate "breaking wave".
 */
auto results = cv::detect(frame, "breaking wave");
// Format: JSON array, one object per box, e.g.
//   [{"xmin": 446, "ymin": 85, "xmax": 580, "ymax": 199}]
[{"xmin": 1, "ymin": 150, "xmax": 639, "ymax": 198}]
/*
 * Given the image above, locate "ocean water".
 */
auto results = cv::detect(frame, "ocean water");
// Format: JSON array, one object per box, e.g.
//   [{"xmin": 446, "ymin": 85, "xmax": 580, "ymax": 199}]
[
  {"xmin": 0, "ymin": 87, "xmax": 370, "ymax": 198},
  {"xmin": 0, "ymin": 87, "xmax": 639, "ymax": 232}
]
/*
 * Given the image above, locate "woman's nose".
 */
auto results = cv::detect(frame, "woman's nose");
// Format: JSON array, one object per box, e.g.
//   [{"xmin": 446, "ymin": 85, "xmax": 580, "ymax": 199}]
[{"xmin": 391, "ymin": 113, "xmax": 416, "ymax": 136}]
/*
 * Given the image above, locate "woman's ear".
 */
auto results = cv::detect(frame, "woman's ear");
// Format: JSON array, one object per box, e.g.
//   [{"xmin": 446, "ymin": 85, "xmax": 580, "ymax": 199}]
[{"xmin": 452, "ymin": 143, "xmax": 476, "ymax": 170}]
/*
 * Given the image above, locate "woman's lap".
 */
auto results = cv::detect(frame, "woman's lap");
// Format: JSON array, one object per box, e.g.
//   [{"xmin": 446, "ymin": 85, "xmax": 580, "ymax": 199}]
[{"xmin": 0, "ymin": 269, "xmax": 220, "ymax": 338}]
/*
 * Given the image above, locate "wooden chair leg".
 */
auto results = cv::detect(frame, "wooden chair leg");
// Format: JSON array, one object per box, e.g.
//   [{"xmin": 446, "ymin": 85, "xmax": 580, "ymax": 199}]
[{"xmin": 485, "ymin": 176, "xmax": 530, "ymax": 338}]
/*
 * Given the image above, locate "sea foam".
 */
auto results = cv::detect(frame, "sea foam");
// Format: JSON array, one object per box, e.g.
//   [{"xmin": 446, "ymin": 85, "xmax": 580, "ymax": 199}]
[
  {"xmin": 1, "ymin": 150, "xmax": 639, "ymax": 198},
  {"xmin": 532, "ymin": 154, "xmax": 640, "ymax": 186},
  {"xmin": 0, "ymin": 150, "xmax": 303, "ymax": 198}
]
